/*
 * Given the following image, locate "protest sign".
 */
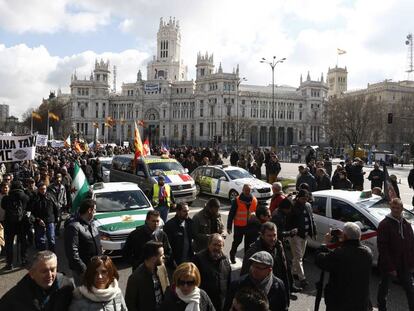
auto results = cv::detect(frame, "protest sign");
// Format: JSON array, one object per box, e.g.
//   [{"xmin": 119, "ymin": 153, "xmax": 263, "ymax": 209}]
[
  {"xmin": 0, "ymin": 134, "xmax": 37, "ymax": 162},
  {"xmin": 36, "ymin": 134, "xmax": 48, "ymax": 146}
]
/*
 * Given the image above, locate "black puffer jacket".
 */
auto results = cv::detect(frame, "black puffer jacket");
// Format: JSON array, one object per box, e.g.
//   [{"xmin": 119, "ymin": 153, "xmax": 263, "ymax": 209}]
[
  {"xmin": 0, "ymin": 273, "xmax": 74, "ymax": 311},
  {"xmin": 1, "ymin": 188, "xmax": 30, "ymax": 224},
  {"xmin": 315, "ymin": 240, "xmax": 373, "ymax": 311},
  {"xmin": 64, "ymin": 216, "xmax": 102, "ymax": 274},
  {"xmin": 193, "ymin": 249, "xmax": 231, "ymax": 311},
  {"xmin": 31, "ymin": 192, "xmax": 59, "ymax": 224}
]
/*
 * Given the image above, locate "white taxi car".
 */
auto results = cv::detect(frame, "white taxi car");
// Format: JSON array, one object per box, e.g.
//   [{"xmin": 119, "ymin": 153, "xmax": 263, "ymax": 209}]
[
  {"xmin": 309, "ymin": 189, "xmax": 414, "ymax": 264},
  {"xmin": 191, "ymin": 165, "xmax": 273, "ymax": 203},
  {"xmin": 91, "ymin": 182, "xmax": 154, "ymax": 254}
]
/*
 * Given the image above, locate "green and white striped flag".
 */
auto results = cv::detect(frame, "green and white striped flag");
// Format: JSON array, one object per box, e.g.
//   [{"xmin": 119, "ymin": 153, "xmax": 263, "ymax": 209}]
[{"xmin": 71, "ymin": 162, "xmax": 90, "ymax": 213}]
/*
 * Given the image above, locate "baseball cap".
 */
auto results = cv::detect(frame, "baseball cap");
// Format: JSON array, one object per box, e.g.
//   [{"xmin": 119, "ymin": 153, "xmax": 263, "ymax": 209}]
[{"xmin": 248, "ymin": 251, "xmax": 273, "ymax": 267}]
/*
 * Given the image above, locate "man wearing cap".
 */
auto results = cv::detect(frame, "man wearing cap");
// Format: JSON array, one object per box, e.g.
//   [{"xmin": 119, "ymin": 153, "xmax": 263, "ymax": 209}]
[
  {"xmin": 224, "ymin": 251, "xmax": 288, "ymax": 311},
  {"xmin": 286, "ymin": 189, "xmax": 317, "ymax": 288},
  {"xmin": 149, "ymin": 175, "xmax": 175, "ymax": 223}
]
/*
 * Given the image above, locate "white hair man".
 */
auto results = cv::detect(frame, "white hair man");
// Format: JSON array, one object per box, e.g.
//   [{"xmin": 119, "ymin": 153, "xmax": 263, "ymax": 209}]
[
  {"xmin": 0, "ymin": 250, "xmax": 74, "ymax": 310},
  {"xmin": 315, "ymin": 222, "xmax": 373, "ymax": 311}
]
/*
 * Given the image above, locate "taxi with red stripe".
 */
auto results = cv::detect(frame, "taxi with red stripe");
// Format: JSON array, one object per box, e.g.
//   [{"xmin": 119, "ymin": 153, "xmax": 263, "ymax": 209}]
[{"xmin": 309, "ymin": 189, "xmax": 414, "ymax": 265}]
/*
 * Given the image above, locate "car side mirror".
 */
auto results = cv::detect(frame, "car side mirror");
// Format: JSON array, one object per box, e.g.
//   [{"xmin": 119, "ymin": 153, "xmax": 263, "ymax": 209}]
[
  {"xmin": 121, "ymin": 164, "xmax": 127, "ymax": 171},
  {"xmin": 219, "ymin": 176, "xmax": 226, "ymax": 181},
  {"xmin": 184, "ymin": 168, "xmax": 189, "ymax": 173},
  {"xmin": 252, "ymin": 174, "xmax": 257, "ymax": 178}
]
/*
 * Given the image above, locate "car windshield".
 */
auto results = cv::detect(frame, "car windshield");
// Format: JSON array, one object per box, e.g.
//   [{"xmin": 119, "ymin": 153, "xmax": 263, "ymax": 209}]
[
  {"xmin": 100, "ymin": 162, "xmax": 112, "ymax": 169},
  {"xmin": 95, "ymin": 190, "xmax": 150, "ymax": 212},
  {"xmin": 147, "ymin": 161, "xmax": 185, "ymax": 176},
  {"xmin": 369, "ymin": 199, "xmax": 414, "ymax": 224},
  {"xmin": 226, "ymin": 169, "xmax": 253, "ymax": 180}
]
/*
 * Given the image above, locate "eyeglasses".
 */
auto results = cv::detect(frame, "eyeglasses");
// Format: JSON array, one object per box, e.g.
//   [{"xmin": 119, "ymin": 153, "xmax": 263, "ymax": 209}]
[
  {"xmin": 177, "ymin": 279, "xmax": 196, "ymax": 287},
  {"xmin": 91, "ymin": 255, "xmax": 109, "ymax": 262}
]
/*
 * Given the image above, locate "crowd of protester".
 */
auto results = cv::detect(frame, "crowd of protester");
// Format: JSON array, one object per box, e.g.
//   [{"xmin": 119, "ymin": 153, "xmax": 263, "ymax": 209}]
[{"xmin": 0, "ymin": 144, "xmax": 414, "ymax": 311}]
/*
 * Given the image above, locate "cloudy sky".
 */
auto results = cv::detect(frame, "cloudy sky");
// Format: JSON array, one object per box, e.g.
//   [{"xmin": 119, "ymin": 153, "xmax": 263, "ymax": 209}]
[{"xmin": 0, "ymin": 0, "xmax": 413, "ymax": 118}]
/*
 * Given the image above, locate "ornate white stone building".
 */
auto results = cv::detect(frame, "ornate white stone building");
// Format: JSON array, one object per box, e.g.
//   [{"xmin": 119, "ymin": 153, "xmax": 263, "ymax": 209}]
[{"xmin": 61, "ymin": 17, "xmax": 328, "ymax": 148}]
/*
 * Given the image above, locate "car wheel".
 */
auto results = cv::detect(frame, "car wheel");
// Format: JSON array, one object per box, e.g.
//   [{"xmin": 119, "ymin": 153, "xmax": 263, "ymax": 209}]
[
  {"xmin": 196, "ymin": 183, "xmax": 201, "ymax": 195},
  {"xmin": 229, "ymin": 190, "xmax": 239, "ymax": 201}
]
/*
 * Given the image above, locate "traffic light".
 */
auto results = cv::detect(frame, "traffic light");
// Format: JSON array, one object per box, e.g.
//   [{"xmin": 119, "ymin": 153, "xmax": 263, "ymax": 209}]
[
  {"xmin": 213, "ymin": 135, "xmax": 217, "ymax": 144},
  {"xmin": 387, "ymin": 113, "xmax": 393, "ymax": 124},
  {"xmin": 218, "ymin": 135, "xmax": 222, "ymax": 144}
]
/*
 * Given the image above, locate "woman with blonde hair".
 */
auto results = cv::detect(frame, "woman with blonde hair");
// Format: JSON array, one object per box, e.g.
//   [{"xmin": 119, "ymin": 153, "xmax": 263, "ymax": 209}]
[
  {"xmin": 69, "ymin": 255, "xmax": 127, "ymax": 311},
  {"xmin": 161, "ymin": 262, "xmax": 215, "ymax": 311}
]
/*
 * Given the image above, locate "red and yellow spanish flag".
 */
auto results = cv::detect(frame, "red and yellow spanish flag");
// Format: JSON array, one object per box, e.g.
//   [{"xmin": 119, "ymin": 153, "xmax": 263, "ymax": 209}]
[
  {"xmin": 143, "ymin": 138, "xmax": 151, "ymax": 157},
  {"xmin": 48, "ymin": 112, "xmax": 60, "ymax": 121},
  {"xmin": 134, "ymin": 121, "xmax": 144, "ymax": 160},
  {"xmin": 32, "ymin": 111, "xmax": 42, "ymax": 121}
]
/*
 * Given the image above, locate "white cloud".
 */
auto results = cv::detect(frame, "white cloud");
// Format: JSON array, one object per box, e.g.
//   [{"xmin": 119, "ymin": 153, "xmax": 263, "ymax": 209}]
[
  {"xmin": 0, "ymin": 0, "xmax": 109, "ymax": 33},
  {"xmin": 118, "ymin": 18, "xmax": 134, "ymax": 33},
  {"xmin": 0, "ymin": 43, "xmax": 149, "ymax": 118},
  {"xmin": 1, "ymin": 0, "xmax": 413, "ymax": 118}
]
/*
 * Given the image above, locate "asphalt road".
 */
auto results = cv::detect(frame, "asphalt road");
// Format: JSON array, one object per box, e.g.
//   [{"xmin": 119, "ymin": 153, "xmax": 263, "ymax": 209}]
[{"xmin": 1, "ymin": 160, "xmax": 413, "ymax": 310}]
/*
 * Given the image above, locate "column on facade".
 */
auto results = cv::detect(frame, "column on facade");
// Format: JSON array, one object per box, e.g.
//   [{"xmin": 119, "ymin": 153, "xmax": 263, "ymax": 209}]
[{"xmin": 266, "ymin": 127, "xmax": 270, "ymax": 146}]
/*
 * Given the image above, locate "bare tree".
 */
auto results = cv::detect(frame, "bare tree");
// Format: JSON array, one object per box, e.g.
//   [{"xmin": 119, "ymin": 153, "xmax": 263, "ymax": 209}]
[{"xmin": 326, "ymin": 95, "xmax": 380, "ymax": 157}]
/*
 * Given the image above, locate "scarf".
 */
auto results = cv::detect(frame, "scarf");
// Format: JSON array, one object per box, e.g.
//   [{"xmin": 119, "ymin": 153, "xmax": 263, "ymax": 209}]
[
  {"xmin": 77, "ymin": 279, "xmax": 121, "ymax": 302},
  {"xmin": 175, "ymin": 287, "xmax": 201, "ymax": 311},
  {"xmin": 253, "ymin": 273, "xmax": 273, "ymax": 295}
]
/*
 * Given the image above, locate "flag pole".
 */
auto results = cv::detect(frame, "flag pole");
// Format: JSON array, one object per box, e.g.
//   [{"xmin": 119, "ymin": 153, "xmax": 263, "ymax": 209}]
[
  {"xmin": 47, "ymin": 109, "xmax": 50, "ymax": 140},
  {"xmin": 31, "ymin": 110, "xmax": 33, "ymax": 134}
]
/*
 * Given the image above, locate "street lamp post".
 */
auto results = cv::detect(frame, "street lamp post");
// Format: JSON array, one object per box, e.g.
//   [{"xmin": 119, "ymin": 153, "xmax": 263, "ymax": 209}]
[
  {"xmin": 236, "ymin": 77, "xmax": 247, "ymax": 149},
  {"xmin": 260, "ymin": 56, "xmax": 286, "ymax": 146}
]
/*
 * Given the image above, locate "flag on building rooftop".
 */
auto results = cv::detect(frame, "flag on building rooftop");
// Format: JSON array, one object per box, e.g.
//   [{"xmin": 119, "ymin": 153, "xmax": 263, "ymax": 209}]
[
  {"xmin": 337, "ymin": 48, "xmax": 346, "ymax": 55},
  {"xmin": 71, "ymin": 162, "xmax": 90, "ymax": 213}
]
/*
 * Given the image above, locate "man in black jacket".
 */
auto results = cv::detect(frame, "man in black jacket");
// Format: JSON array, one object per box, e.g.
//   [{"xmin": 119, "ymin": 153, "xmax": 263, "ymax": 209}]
[
  {"xmin": 224, "ymin": 251, "xmax": 287, "ymax": 311},
  {"xmin": 31, "ymin": 183, "xmax": 59, "ymax": 252},
  {"xmin": 315, "ymin": 222, "xmax": 373, "ymax": 311},
  {"xmin": 125, "ymin": 241, "xmax": 169, "ymax": 311},
  {"xmin": 1, "ymin": 180, "xmax": 30, "ymax": 269},
  {"xmin": 241, "ymin": 222, "xmax": 293, "ymax": 303},
  {"xmin": 163, "ymin": 202, "xmax": 193, "ymax": 265},
  {"xmin": 0, "ymin": 250, "xmax": 74, "ymax": 311},
  {"xmin": 64, "ymin": 198, "xmax": 101, "ymax": 286},
  {"xmin": 193, "ymin": 233, "xmax": 231, "ymax": 311},
  {"xmin": 123, "ymin": 210, "xmax": 174, "ymax": 270},
  {"xmin": 286, "ymin": 189, "xmax": 317, "ymax": 288},
  {"xmin": 367, "ymin": 163, "xmax": 385, "ymax": 190}
]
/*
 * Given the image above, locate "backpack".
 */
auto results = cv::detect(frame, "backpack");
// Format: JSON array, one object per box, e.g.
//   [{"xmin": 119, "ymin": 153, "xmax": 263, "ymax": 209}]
[{"xmin": 7, "ymin": 199, "xmax": 24, "ymax": 223}]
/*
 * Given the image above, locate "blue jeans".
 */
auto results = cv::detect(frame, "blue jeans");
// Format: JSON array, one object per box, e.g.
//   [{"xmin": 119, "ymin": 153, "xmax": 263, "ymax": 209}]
[
  {"xmin": 35, "ymin": 222, "xmax": 55, "ymax": 252},
  {"xmin": 156, "ymin": 205, "xmax": 169, "ymax": 223}
]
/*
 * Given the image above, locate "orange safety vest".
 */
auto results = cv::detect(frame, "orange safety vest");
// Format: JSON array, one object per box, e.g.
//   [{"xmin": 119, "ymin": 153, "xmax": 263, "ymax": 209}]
[{"xmin": 234, "ymin": 196, "xmax": 258, "ymax": 227}]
